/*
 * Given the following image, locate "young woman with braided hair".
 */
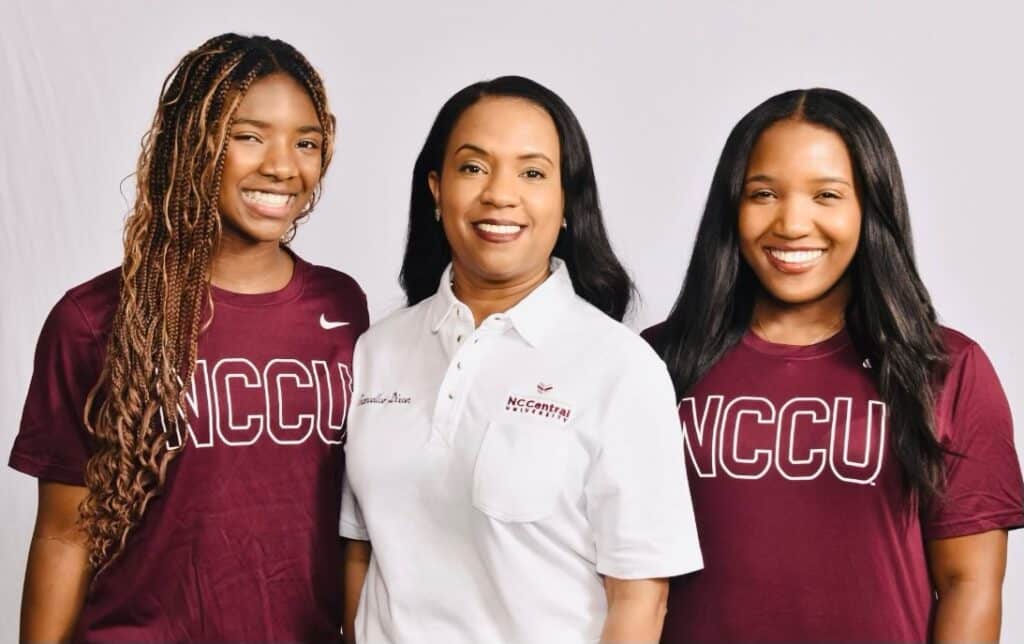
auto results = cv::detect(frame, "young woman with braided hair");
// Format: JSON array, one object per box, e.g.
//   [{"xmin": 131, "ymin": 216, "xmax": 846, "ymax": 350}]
[{"xmin": 11, "ymin": 33, "xmax": 368, "ymax": 641}]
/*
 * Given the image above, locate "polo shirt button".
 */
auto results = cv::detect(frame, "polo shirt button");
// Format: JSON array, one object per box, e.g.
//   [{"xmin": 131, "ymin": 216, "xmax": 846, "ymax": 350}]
[
  {"xmin": 456, "ymin": 361, "xmax": 462, "ymax": 370},
  {"xmin": 448, "ymin": 392, "xmax": 454, "ymax": 400},
  {"xmin": 456, "ymin": 335, "xmax": 463, "ymax": 342}
]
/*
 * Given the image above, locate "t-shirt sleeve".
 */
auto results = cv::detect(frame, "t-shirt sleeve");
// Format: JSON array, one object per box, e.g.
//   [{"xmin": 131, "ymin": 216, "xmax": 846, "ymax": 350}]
[
  {"xmin": 584, "ymin": 348, "xmax": 704, "ymax": 579},
  {"xmin": 354, "ymin": 284, "xmax": 371, "ymax": 337},
  {"xmin": 923, "ymin": 342, "xmax": 1024, "ymax": 539},
  {"xmin": 9, "ymin": 293, "xmax": 104, "ymax": 486}
]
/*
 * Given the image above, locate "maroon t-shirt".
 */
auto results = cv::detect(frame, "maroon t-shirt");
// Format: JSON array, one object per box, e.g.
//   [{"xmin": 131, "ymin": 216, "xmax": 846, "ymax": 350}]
[
  {"xmin": 11, "ymin": 256, "xmax": 369, "ymax": 642},
  {"xmin": 643, "ymin": 324, "xmax": 1024, "ymax": 643}
]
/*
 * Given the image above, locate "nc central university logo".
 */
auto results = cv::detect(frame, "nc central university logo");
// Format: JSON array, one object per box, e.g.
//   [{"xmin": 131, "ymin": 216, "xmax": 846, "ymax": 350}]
[
  {"xmin": 680, "ymin": 395, "xmax": 888, "ymax": 485},
  {"xmin": 505, "ymin": 394, "xmax": 573, "ymax": 423},
  {"xmin": 159, "ymin": 358, "xmax": 353, "ymax": 450}
]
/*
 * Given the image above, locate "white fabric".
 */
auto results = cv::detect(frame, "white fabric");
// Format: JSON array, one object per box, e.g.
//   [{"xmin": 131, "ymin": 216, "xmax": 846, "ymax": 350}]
[{"xmin": 341, "ymin": 259, "xmax": 702, "ymax": 644}]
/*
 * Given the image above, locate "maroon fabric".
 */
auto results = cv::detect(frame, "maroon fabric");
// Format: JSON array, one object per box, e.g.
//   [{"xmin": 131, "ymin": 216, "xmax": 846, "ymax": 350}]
[
  {"xmin": 643, "ymin": 324, "xmax": 1024, "ymax": 643},
  {"xmin": 11, "ymin": 256, "xmax": 368, "ymax": 642}
]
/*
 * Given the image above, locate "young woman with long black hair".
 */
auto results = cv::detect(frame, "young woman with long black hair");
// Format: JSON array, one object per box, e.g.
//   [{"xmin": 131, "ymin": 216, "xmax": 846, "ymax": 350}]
[
  {"xmin": 645, "ymin": 88, "xmax": 1023, "ymax": 641},
  {"xmin": 10, "ymin": 34, "xmax": 368, "ymax": 641},
  {"xmin": 340, "ymin": 76, "xmax": 702, "ymax": 643}
]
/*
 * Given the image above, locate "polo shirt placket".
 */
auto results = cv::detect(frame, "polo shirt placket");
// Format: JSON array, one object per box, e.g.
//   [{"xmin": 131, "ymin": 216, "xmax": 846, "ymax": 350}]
[{"xmin": 430, "ymin": 305, "xmax": 509, "ymax": 446}]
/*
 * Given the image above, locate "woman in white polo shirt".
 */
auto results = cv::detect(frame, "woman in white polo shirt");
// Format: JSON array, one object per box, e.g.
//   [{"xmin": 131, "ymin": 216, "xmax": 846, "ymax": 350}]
[{"xmin": 340, "ymin": 76, "xmax": 702, "ymax": 643}]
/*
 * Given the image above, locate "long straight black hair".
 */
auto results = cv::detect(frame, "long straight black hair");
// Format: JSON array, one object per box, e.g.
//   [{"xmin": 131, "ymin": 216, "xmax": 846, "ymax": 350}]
[
  {"xmin": 399, "ymin": 75, "xmax": 633, "ymax": 321},
  {"xmin": 655, "ymin": 88, "xmax": 949, "ymax": 500}
]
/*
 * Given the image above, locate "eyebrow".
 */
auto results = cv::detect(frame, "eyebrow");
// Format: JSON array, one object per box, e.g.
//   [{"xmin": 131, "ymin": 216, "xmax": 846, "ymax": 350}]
[
  {"xmin": 454, "ymin": 143, "xmax": 554, "ymax": 165},
  {"xmin": 745, "ymin": 173, "xmax": 852, "ymax": 187},
  {"xmin": 233, "ymin": 118, "xmax": 324, "ymax": 135}
]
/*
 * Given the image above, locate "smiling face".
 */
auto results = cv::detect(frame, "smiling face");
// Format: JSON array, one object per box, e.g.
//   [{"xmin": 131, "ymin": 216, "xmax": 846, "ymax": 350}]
[
  {"xmin": 738, "ymin": 119, "xmax": 862, "ymax": 307},
  {"xmin": 428, "ymin": 96, "xmax": 564, "ymax": 287},
  {"xmin": 217, "ymin": 73, "xmax": 324, "ymax": 247}
]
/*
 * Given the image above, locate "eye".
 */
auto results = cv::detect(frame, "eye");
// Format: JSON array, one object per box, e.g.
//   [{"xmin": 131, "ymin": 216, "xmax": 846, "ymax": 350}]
[
  {"xmin": 521, "ymin": 169, "xmax": 546, "ymax": 180},
  {"xmin": 749, "ymin": 189, "xmax": 775, "ymax": 200},
  {"xmin": 297, "ymin": 139, "xmax": 321, "ymax": 150},
  {"xmin": 817, "ymin": 190, "xmax": 842, "ymax": 200},
  {"xmin": 459, "ymin": 162, "xmax": 485, "ymax": 175},
  {"xmin": 233, "ymin": 133, "xmax": 262, "ymax": 143}
]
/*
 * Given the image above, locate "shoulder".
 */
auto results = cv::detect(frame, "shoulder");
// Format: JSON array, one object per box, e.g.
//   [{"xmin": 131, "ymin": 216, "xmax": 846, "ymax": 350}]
[
  {"xmin": 939, "ymin": 326, "xmax": 981, "ymax": 362},
  {"xmin": 568, "ymin": 299, "xmax": 669, "ymax": 376},
  {"xmin": 356, "ymin": 296, "xmax": 434, "ymax": 351},
  {"xmin": 28, "ymin": 268, "xmax": 119, "ymax": 381},
  {"xmin": 296, "ymin": 260, "xmax": 371, "ymax": 333},
  {"xmin": 935, "ymin": 325, "xmax": 1007, "ymax": 415},
  {"xmin": 938, "ymin": 325, "xmax": 993, "ymax": 384},
  {"xmin": 301, "ymin": 261, "xmax": 367, "ymax": 303},
  {"xmin": 640, "ymin": 320, "xmax": 669, "ymax": 353},
  {"xmin": 48, "ymin": 267, "xmax": 121, "ymax": 341}
]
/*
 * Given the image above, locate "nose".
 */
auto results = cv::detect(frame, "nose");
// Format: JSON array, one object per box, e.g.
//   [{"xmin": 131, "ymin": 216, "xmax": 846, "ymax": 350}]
[
  {"xmin": 479, "ymin": 169, "xmax": 518, "ymax": 209},
  {"xmin": 772, "ymin": 197, "xmax": 814, "ymax": 239},
  {"xmin": 259, "ymin": 139, "xmax": 299, "ymax": 181}
]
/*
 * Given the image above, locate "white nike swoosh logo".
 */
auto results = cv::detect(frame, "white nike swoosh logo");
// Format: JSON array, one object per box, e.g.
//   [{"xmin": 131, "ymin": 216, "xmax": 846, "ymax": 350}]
[{"xmin": 320, "ymin": 314, "xmax": 350, "ymax": 330}]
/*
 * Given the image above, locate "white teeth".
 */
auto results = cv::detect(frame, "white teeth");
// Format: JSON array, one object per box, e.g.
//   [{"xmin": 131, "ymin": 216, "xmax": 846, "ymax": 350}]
[
  {"xmin": 768, "ymin": 248, "xmax": 825, "ymax": 264},
  {"xmin": 242, "ymin": 190, "xmax": 291, "ymax": 207},
  {"xmin": 476, "ymin": 223, "xmax": 522, "ymax": 235}
]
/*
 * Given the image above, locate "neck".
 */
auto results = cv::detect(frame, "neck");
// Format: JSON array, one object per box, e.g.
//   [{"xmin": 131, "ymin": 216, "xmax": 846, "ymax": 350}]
[
  {"xmin": 452, "ymin": 262, "xmax": 550, "ymax": 327},
  {"xmin": 751, "ymin": 276, "xmax": 851, "ymax": 346},
  {"xmin": 211, "ymin": 236, "xmax": 294, "ymax": 294}
]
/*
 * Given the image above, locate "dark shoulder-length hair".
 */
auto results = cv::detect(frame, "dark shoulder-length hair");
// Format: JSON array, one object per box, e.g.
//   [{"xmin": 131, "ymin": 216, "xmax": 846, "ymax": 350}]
[
  {"xmin": 399, "ymin": 75, "xmax": 634, "ymax": 321},
  {"xmin": 656, "ymin": 88, "xmax": 949, "ymax": 500}
]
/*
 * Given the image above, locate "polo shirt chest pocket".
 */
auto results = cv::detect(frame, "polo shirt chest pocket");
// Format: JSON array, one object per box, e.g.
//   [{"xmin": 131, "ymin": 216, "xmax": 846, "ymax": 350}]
[{"xmin": 472, "ymin": 420, "xmax": 570, "ymax": 523}]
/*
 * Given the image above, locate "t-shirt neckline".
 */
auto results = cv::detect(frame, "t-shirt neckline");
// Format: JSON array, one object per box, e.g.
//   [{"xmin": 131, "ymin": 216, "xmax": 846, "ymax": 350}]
[
  {"xmin": 741, "ymin": 326, "xmax": 851, "ymax": 358},
  {"xmin": 208, "ymin": 253, "xmax": 308, "ymax": 308}
]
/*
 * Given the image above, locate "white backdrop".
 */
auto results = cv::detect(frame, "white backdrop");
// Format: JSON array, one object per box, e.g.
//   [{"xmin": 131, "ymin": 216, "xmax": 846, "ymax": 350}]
[{"xmin": 2, "ymin": 0, "xmax": 1022, "ymax": 638}]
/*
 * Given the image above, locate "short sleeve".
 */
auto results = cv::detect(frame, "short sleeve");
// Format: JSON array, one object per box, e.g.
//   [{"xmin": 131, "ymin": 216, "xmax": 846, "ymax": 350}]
[
  {"xmin": 340, "ymin": 335, "xmax": 370, "ymax": 541},
  {"xmin": 584, "ymin": 348, "xmax": 704, "ymax": 579},
  {"xmin": 923, "ymin": 342, "xmax": 1024, "ymax": 539},
  {"xmin": 340, "ymin": 469, "xmax": 369, "ymax": 540},
  {"xmin": 9, "ymin": 294, "xmax": 104, "ymax": 486}
]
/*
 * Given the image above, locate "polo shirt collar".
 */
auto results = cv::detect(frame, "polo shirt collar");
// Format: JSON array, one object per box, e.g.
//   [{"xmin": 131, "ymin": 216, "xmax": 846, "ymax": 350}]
[
  {"xmin": 428, "ymin": 258, "xmax": 576, "ymax": 347},
  {"xmin": 506, "ymin": 258, "xmax": 575, "ymax": 347},
  {"xmin": 428, "ymin": 265, "xmax": 462, "ymax": 334}
]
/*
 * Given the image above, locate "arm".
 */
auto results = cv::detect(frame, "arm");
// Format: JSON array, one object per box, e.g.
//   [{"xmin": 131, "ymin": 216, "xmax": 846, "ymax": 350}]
[
  {"xmin": 927, "ymin": 529, "xmax": 1007, "ymax": 643},
  {"xmin": 342, "ymin": 538, "xmax": 372, "ymax": 644},
  {"xmin": 21, "ymin": 481, "xmax": 92, "ymax": 643},
  {"xmin": 600, "ymin": 576, "xmax": 669, "ymax": 644}
]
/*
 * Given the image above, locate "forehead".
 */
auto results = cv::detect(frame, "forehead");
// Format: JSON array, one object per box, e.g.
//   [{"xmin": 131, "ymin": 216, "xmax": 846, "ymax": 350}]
[
  {"xmin": 747, "ymin": 119, "xmax": 853, "ymax": 177},
  {"xmin": 448, "ymin": 96, "xmax": 560, "ymax": 158},
  {"xmin": 233, "ymin": 72, "xmax": 318, "ymax": 122}
]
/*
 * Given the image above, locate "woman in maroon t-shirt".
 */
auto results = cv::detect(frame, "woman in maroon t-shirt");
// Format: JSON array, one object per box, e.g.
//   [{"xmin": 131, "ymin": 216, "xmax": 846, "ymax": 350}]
[
  {"xmin": 646, "ymin": 88, "xmax": 1023, "ymax": 641},
  {"xmin": 11, "ymin": 34, "xmax": 369, "ymax": 641}
]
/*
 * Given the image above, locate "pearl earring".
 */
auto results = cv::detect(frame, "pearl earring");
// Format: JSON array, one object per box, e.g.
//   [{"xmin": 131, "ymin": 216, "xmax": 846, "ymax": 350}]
[
  {"xmin": 561, "ymin": 218, "xmax": 568, "ymax": 230},
  {"xmin": 434, "ymin": 207, "xmax": 441, "ymax": 222}
]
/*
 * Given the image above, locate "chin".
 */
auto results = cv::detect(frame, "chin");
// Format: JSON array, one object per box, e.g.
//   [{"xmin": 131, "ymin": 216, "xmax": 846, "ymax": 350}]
[
  {"xmin": 229, "ymin": 221, "xmax": 294, "ymax": 245},
  {"xmin": 761, "ymin": 280, "xmax": 841, "ymax": 306},
  {"xmin": 460, "ymin": 253, "xmax": 520, "ymax": 279},
  {"xmin": 769, "ymin": 292, "xmax": 824, "ymax": 305}
]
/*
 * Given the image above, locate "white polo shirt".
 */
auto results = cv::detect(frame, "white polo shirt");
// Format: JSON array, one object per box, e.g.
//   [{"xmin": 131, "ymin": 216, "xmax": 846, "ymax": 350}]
[{"xmin": 341, "ymin": 259, "xmax": 702, "ymax": 644}]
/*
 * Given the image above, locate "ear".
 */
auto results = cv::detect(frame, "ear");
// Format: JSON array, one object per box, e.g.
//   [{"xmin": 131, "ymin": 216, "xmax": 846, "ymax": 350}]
[{"xmin": 428, "ymin": 171, "xmax": 441, "ymax": 208}]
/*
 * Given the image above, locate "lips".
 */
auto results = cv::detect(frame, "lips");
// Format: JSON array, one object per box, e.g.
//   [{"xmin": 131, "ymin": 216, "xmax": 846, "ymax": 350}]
[
  {"xmin": 763, "ymin": 247, "xmax": 826, "ymax": 274},
  {"xmin": 768, "ymin": 248, "xmax": 823, "ymax": 263},
  {"xmin": 476, "ymin": 222, "xmax": 522, "ymax": 234},
  {"xmin": 241, "ymin": 189, "xmax": 295, "ymax": 218},
  {"xmin": 472, "ymin": 220, "xmax": 525, "ymax": 243}
]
